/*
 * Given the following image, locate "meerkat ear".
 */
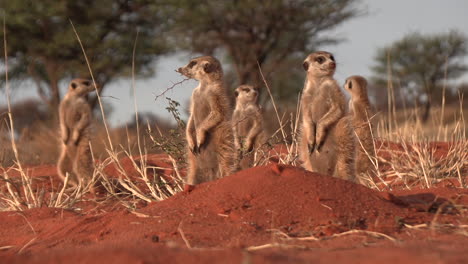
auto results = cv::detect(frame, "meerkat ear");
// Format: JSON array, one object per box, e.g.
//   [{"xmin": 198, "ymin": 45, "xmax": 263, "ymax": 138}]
[
  {"xmin": 203, "ymin": 62, "xmax": 216, "ymax": 73},
  {"xmin": 71, "ymin": 82, "xmax": 77, "ymax": 89},
  {"xmin": 303, "ymin": 61, "xmax": 309, "ymax": 71},
  {"xmin": 234, "ymin": 91, "xmax": 239, "ymax": 97}
]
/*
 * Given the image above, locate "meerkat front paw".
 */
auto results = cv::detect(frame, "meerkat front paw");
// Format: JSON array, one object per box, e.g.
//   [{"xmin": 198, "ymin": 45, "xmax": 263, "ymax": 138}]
[
  {"xmin": 71, "ymin": 131, "xmax": 80, "ymax": 146},
  {"xmin": 62, "ymin": 135, "xmax": 69, "ymax": 145},
  {"xmin": 307, "ymin": 124, "xmax": 317, "ymax": 154},
  {"xmin": 187, "ymin": 136, "xmax": 198, "ymax": 154},
  {"xmin": 308, "ymin": 138, "xmax": 316, "ymax": 154},
  {"xmin": 245, "ymin": 138, "xmax": 254, "ymax": 153},
  {"xmin": 315, "ymin": 125, "xmax": 327, "ymax": 152},
  {"xmin": 195, "ymin": 129, "xmax": 207, "ymax": 153}
]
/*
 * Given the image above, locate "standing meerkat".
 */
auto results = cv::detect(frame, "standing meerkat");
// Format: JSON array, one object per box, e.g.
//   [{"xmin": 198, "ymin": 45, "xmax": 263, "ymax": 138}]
[
  {"xmin": 299, "ymin": 51, "xmax": 355, "ymax": 181},
  {"xmin": 344, "ymin": 75, "xmax": 375, "ymax": 178},
  {"xmin": 57, "ymin": 78, "xmax": 95, "ymax": 187},
  {"xmin": 177, "ymin": 56, "xmax": 237, "ymax": 187},
  {"xmin": 232, "ymin": 84, "xmax": 266, "ymax": 170}
]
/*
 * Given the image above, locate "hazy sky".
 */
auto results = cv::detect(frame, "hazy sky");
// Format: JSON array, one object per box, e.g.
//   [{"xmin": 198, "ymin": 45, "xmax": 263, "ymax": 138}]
[{"xmin": 2, "ymin": 0, "xmax": 468, "ymax": 127}]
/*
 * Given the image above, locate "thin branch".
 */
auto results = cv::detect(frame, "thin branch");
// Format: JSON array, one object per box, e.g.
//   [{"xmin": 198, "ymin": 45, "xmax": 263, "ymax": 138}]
[{"xmin": 155, "ymin": 76, "xmax": 189, "ymax": 101}]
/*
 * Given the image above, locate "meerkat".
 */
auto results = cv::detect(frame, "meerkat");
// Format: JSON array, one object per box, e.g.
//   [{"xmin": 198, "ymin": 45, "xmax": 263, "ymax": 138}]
[
  {"xmin": 57, "ymin": 78, "xmax": 95, "ymax": 187},
  {"xmin": 177, "ymin": 56, "xmax": 237, "ymax": 187},
  {"xmin": 298, "ymin": 51, "xmax": 355, "ymax": 182},
  {"xmin": 344, "ymin": 75, "xmax": 375, "ymax": 178},
  {"xmin": 232, "ymin": 84, "xmax": 266, "ymax": 170}
]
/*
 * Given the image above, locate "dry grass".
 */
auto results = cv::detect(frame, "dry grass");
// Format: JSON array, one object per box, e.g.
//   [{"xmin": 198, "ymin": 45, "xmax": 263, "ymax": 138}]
[{"xmin": 358, "ymin": 89, "xmax": 467, "ymax": 190}]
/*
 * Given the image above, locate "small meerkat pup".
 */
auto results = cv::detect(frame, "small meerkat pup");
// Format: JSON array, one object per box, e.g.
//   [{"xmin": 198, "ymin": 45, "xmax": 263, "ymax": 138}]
[
  {"xmin": 57, "ymin": 78, "xmax": 95, "ymax": 187},
  {"xmin": 299, "ymin": 51, "xmax": 355, "ymax": 181},
  {"xmin": 232, "ymin": 84, "xmax": 265, "ymax": 170},
  {"xmin": 177, "ymin": 56, "xmax": 237, "ymax": 188},
  {"xmin": 344, "ymin": 75, "xmax": 375, "ymax": 178}
]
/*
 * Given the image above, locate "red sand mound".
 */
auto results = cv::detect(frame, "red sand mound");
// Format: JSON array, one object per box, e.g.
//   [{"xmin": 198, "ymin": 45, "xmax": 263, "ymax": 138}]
[
  {"xmin": 139, "ymin": 164, "xmax": 410, "ymax": 246},
  {"xmin": 1, "ymin": 154, "xmax": 467, "ymax": 263}
]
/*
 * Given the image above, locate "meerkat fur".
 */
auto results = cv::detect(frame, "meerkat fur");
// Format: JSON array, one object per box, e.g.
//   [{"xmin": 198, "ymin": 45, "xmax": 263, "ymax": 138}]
[
  {"xmin": 57, "ymin": 78, "xmax": 95, "ymax": 187},
  {"xmin": 344, "ymin": 75, "xmax": 375, "ymax": 179},
  {"xmin": 177, "ymin": 56, "xmax": 237, "ymax": 186},
  {"xmin": 232, "ymin": 84, "xmax": 266, "ymax": 169},
  {"xmin": 299, "ymin": 51, "xmax": 355, "ymax": 181}
]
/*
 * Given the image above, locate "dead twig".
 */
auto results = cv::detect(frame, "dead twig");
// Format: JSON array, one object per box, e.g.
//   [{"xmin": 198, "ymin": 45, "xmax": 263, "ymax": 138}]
[{"xmin": 155, "ymin": 77, "xmax": 189, "ymax": 101}]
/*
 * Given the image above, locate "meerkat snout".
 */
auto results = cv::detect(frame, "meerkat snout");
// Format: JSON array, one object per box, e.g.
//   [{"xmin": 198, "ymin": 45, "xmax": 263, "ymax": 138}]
[{"xmin": 177, "ymin": 57, "xmax": 222, "ymax": 81}]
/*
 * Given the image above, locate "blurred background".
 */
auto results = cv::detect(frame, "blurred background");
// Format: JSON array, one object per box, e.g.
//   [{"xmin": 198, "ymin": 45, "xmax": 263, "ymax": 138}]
[{"xmin": 1, "ymin": 0, "xmax": 467, "ymax": 166}]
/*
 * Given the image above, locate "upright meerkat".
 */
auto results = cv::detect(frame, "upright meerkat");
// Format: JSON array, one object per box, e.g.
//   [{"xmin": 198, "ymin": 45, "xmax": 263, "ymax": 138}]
[
  {"xmin": 232, "ymin": 84, "xmax": 265, "ymax": 170},
  {"xmin": 57, "ymin": 78, "xmax": 95, "ymax": 187},
  {"xmin": 299, "ymin": 51, "xmax": 355, "ymax": 181},
  {"xmin": 177, "ymin": 56, "xmax": 237, "ymax": 186},
  {"xmin": 344, "ymin": 75, "xmax": 375, "ymax": 178}
]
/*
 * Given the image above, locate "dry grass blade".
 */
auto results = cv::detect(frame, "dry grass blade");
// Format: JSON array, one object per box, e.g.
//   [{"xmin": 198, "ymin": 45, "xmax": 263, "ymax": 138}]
[
  {"xmin": 69, "ymin": 19, "xmax": 113, "ymax": 151},
  {"xmin": 257, "ymin": 62, "xmax": 286, "ymax": 142},
  {"xmin": 0, "ymin": 245, "xmax": 14, "ymax": 251},
  {"xmin": 246, "ymin": 243, "xmax": 306, "ymax": 251},
  {"xmin": 326, "ymin": 229, "xmax": 396, "ymax": 242},
  {"xmin": 130, "ymin": 211, "xmax": 159, "ymax": 218},
  {"xmin": 178, "ymin": 221, "xmax": 192, "ymax": 249},
  {"xmin": 17, "ymin": 237, "xmax": 37, "ymax": 255}
]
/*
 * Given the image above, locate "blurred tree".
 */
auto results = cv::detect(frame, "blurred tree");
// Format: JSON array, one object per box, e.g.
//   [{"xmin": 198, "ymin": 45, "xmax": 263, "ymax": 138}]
[
  {"xmin": 165, "ymin": 0, "xmax": 362, "ymax": 104},
  {"xmin": 371, "ymin": 30, "xmax": 468, "ymax": 122},
  {"xmin": 0, "ymin": 99, "xmax": 48, "ymax": 135},
  {"xmin": 0, "ymin": 0, "xmax": 169, "ymax": 116}
]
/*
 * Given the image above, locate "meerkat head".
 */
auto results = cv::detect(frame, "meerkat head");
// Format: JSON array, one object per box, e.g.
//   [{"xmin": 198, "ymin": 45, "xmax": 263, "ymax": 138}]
[
  {"xmin": 68, "ymin": 78, "xmax": 95, "ymax": 96},
  {"xmin": 302, "ymin": 51, "xmax": 336, "ymax": 77},
  {"xmin": 344, "ymin": 75, "xmax": 368, "ymax": 98},
  {"xmin": 177, "ymin": 56, "xmax": 223, "ymax": 82},
  {"xmin": 234, "ymin": 85, "xmax": 259, "ymax": 105}
]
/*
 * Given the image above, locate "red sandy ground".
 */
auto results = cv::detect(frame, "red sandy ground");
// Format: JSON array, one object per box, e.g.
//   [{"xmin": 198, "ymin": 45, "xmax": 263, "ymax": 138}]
[{"xmin": 0, "ymin": 144, "xmax": 467, "ymax": 263}]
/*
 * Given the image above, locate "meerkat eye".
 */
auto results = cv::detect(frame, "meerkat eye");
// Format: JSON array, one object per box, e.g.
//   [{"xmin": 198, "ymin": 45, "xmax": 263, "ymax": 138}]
[
  {"xmin": 82, "ymin": 81, "xmax": 90, "ymax": 86},
  {"xmin": 188, "ymin": 61, "xmax": 197, "ymax": 68},
  {"xmin": 71, "ymin": 82, "xmax": 77, "ymax": 89},
  {"xmin": 330, "ymin": 55, "xmax": 335, "ymax": 62},
  {"xmin": 302, "ymin": 61, "xmax": 309, "ymax": 71},
  {"xmin": 348, "ymin": 81, "xmax": 353, "ymax": 89},
  {"xmin": 315, "ymin": 56, "xmax": 325, "ymax": 64}
]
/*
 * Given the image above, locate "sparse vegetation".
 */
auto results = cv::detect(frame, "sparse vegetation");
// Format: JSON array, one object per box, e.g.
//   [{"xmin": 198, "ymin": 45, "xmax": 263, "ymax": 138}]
[{"xmin": 0, "ymin": 2, "xmax": 467, "ymax": 262}]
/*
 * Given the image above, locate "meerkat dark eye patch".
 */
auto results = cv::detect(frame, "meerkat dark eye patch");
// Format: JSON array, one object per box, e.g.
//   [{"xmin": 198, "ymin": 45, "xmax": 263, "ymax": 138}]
[
  {"xmin": 71, "ymin": 82, "xmax": 77, "ymax": 89},
  {"xmin": 315, "ymin": 56, "xmax": 325, "ymax": 64},
  {"xmin": 302, "ymin": 61, "xmax": 309, "ymax": 71},
  {"xmin": 82, "ymin": 81, "xmax": 90, "ymax": 86},
  {"xmin": 348, "ymin": 81, "xmax": 353, "ymax": 89},
  {"xmin": 242, "ymin": 88, "xmax": 250, "ymax": 93},
  {"xmin": 188, "ymin": 61, "xmax": 197, "ymax": 68},
  {"xmin": 330, "ymin": 55, "xmax": 335, "ymax": 61}
]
